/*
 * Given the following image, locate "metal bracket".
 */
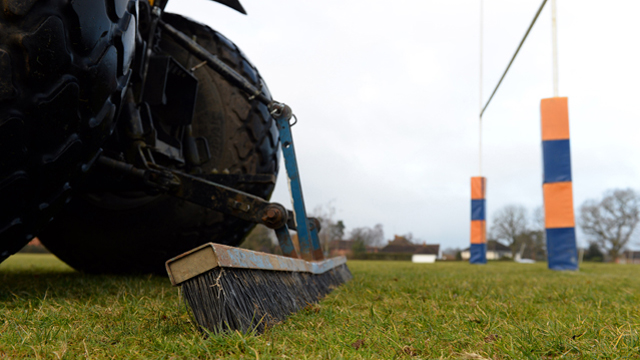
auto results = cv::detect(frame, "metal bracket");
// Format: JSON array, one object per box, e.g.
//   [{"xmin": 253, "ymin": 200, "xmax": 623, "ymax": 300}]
[
  {"xmin": 98, "ymin": 156, "xmax": 305, "ymax": 235},
  {"xmin": 97, "ymin": 153, "xmax": 323, "ymax": 260},
  {"xmin": 204, "ymin": 173, "xmax": 275, "ymax": 187},
  {"xmin": 269, "ymin": 102, "xmax": 324, "ymax": 261}
]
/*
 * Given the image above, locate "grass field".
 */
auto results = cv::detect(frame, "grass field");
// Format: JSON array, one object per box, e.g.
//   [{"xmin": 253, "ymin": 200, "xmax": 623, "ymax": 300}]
[{"xmin": 0, "ymin": 255, "xmax": 639, "ymax": 359}]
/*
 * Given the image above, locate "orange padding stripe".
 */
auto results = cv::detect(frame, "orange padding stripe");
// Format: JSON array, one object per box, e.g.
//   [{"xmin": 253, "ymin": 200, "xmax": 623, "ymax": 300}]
[
  {"xmin": 471, "ymin": 177, "xmax": 486, "ymax": 200},
  {"xmin": 543, "ymin": 182, "xmax": 575, "ymax": 228},
  {"xmin": 470, "ymin": 220, "xmax": 486, "ymax": 244},
  {"xmin": 541, "ymin": 97, "xmax": 570, "ymax": 141}
]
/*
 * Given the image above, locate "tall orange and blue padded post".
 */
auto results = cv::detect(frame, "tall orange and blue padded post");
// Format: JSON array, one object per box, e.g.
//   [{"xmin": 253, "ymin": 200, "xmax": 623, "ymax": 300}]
[
  {"xmin": 470, "ymin": 177, "xmax": 487, "ymax": 264},
  {"xmin": 541, "ymin": 97, "xmax": 578, "ymax": 270}
]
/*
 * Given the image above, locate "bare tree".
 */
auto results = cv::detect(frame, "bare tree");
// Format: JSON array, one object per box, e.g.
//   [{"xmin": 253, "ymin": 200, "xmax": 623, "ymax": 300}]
[
  {"xmin": 579, "ymin": 188, "xmax": 640, "ymax": 262},
  {"xmin": 442, "ymin": 247, "xmax": 462, "ymax": 260},
  {"xmin": 331, "ymin": 220, "xmax": 345, "ymax": 241},
  {"xmin": 516, "ymin": 229, "xmax": 546, "ymax": 261},
  {"xmin": 524, "ymin": 206, "xmax": 546, "ymax": 260},
  {"xmin": 349, "ymin": 224, "xmax": 384, "ymax": 255},
  {"xmin": 583, "ymin": 242, "xmax": 604, "ymax": 262},
  {"xmin": 532, "ymin": 206, "xmax": 545, "ymax": 232},
  {"xmin": 399, "ymin": 232, "xmax": 414, "ymax": 243},
  {"xmin": 489, "ymin": 205, "xmax": 529, "ymax": 257},
  {"xmin": 311, "ymin": 202, "xmax": 345, "ymax": 254},
  {"xmin": 442, "ymin": 247, "xmax": 461, "ymax": 256}
]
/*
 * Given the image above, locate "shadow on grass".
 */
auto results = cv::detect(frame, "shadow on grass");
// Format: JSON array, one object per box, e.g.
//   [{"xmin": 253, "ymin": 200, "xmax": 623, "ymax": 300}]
[{"xmin": 0, "ymin": 271, "xmax": 171, "ymax": 303}]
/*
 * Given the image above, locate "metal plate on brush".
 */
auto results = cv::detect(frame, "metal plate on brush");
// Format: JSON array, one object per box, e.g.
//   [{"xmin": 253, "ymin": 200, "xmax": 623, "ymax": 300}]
[{"xmin": 166, "ymin": 243, "xmax": 347, "ymax": 286}]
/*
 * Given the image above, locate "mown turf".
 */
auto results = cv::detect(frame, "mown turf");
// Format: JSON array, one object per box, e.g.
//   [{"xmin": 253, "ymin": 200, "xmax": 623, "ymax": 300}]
[{"xmin": 0, "ymin": 255, "xmax": 638, "ymax": 359}]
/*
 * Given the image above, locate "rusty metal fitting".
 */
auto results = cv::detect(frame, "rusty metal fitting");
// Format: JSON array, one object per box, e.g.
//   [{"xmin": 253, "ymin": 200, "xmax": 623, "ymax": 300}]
[
  {"xmin": 309, "ymin": 217, "xmax": 322, "ymax": 233},
  {"xmin": 261, "ymin": 203, "xmax": 288, "ymax": 229},
  {"xmin": 268, "ymin": 101, "xmax": 292, "ymax": 121}
]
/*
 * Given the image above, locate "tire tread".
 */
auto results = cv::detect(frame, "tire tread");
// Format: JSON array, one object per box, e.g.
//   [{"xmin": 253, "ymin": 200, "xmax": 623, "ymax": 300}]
[
  {"xmin": 39, "ymin": 13, "xmax": 281, "ymax": 274},
  {"xmin": 0, "ymin": 0, "xmax": 134, "ymax": 262}
]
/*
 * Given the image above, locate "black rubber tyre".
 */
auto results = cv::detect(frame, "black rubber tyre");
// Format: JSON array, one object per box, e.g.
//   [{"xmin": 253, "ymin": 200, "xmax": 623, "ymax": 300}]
[
  {"xmin": 39, "ymin": 13, "xmax": 280, "ymax": 274},
  {"xmin": 0, "ymin": 0, "xmax": 136, "ymax": 262}
]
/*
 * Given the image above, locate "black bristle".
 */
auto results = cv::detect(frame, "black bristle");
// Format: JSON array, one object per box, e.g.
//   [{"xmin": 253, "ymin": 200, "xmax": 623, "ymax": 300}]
[{"xmin": 181, "ymin": 264, "xmax": 352, "ymax": 333}]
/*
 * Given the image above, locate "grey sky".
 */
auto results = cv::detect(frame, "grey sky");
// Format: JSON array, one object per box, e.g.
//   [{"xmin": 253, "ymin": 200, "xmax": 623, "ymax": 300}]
[{"xmin": 166, "ymin": 0, "xmax": 640, "ymax": 249}]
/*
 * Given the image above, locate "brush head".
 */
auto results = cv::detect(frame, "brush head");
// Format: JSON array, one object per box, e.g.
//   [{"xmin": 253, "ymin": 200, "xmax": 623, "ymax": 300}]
[
  {"xmin": 166, "ymin": 243, "xmax": 351, "ymax": 333},
  {"xmin": 182, "ymin": 263, "xmax": 352, "ymax": 334}
]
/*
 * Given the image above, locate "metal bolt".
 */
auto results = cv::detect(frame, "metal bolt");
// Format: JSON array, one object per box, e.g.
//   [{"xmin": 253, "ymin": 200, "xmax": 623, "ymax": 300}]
[{"xmin": 261, "ymin": 204, "xmax": 287, "ymax": 229}]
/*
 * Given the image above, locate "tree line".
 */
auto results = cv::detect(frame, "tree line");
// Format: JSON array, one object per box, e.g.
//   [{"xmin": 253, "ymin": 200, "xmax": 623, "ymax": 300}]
[
  {"xmin": 240, "ymin": 202, "xmax": 387, "ymax": 256},
  {"xmin": 485, "ymin": 188, "xmax": 639, "ymax": 262},
  {"xmin": 241, "ymin": 188, "xmax": 639, "ymax": 262}
]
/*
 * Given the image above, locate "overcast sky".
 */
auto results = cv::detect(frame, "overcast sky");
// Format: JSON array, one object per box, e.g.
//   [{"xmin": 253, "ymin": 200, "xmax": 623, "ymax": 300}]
[{"xmin": 166, "ymin": 0, "xmax": 640, "ymax": 250}]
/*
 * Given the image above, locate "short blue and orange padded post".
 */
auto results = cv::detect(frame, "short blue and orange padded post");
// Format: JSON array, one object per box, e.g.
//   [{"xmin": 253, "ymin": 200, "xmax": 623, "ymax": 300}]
[
  {"xmin": 470, "ymin": 177, "xmax": 487, "ymax": 264},
  {"xmin": 541, "ymin": 97, "xmax": 578, "ymax": 270}
]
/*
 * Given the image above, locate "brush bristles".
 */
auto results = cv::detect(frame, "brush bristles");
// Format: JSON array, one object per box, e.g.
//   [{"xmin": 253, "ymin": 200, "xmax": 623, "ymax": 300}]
[{"xmin": 181, "ymin": 264, "xmax": 352, "ymax": 334}]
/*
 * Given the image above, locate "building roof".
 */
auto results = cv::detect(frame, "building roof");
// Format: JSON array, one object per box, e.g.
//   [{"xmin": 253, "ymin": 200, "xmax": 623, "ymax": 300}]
[
  {"xmin": 387, "ymin": 235, "xmax": 413, "ymax": 246},
  {"xmin": 380, "ymin": 236, "xmax": 439, "ymax": 255},
  {"xmin": 414, "ymin": 245, "xmax": 440, "ymax": 255},
  {"xmin": 329, "ymin": 239, "xmax": 354, "ymax": 250}
]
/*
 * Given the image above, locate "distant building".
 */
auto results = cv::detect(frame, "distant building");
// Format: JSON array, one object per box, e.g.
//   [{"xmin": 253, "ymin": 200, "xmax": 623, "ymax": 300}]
[
  {"xmin": 380, "ymin": 235, "xmax": 440, "ymax": 257},
  {"xmin": 366, "ymin": 245, "xmax": 379, "ymax": 254},
  {"xmin": 328, "ymin": 239, "xmax": 355, "ymax": 257},
  {"xmin": 461, "ymin": 240, "xmax": 511, "ymax": 260},
  {"xmin": 412, "ymin": 254, "xmax": 437, "ymax": 263},
  {"xmin": 328, "ymin": 239, "xmax": 380, "ymax": 257},
  {"xmin": 440, "ymin": 253, "xmax": 458, "ymax": 261},
  {"xmin": 616, "ymin": 250, "xmax": 640, "ymax": 264}
]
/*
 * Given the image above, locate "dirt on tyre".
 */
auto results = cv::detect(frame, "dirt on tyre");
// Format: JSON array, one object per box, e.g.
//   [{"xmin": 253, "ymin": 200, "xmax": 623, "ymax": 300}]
[
  {"xmin": 39, "ymin": 13, "xmax": 280, "ymax": 275},
  {"xmin": 0, "ymin": 0, "xmax": 137, "ymax": 261}
]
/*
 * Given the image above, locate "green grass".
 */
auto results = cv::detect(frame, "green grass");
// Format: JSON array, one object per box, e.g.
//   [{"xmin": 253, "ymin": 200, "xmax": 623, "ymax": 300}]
[{"xmin": 1, "ymin": 255, "xmax": 639, "ymax": 359}]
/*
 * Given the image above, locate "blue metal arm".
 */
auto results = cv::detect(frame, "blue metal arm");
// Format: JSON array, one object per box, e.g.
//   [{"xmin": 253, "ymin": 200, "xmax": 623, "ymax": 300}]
[{"xmin": 269, "ymin": 103, "xmax": 323, "ymax": 261}]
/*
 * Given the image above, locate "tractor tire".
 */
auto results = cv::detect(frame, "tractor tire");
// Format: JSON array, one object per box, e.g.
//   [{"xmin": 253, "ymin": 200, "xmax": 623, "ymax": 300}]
[
  {"xmin": 0, "ymin": 0, "xmax": 136, "ymax": 262},
  {"xmin": 39, "ymin": 13, "xmax": 280, "ymax": 274}
]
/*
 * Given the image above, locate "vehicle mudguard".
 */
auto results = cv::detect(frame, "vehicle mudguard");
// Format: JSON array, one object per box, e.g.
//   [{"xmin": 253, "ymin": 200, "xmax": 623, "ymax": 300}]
[
  {"xmin": 209, "ymin": 0, "xmax": 246, "ymax": 14},
  {"xmin": 153, "ymin": 0, "xmax": 246, "ymax": 14}
]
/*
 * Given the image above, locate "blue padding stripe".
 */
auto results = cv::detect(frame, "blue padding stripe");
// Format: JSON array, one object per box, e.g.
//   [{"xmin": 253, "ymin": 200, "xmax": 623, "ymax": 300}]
[
  {"xmin": 543, "ymin": 139, "xmax": 572, "ymax": 183},
  {"xmin": 546, "ymin": 227, "xmax": 578, "ymax": 270},
  {"xmin": 469, "ymin": 243, "xmax": 486, "ymax": 264},
  {"xmin": 471, "ymin": 199, "xmax": 485, "ymax": 220}
]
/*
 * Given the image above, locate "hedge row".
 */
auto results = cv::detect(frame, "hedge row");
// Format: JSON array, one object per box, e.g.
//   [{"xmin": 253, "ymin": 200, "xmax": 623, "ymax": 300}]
[{"xmin": 349, "ymin": 252, "xmax": 413, "ymax": 261}]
